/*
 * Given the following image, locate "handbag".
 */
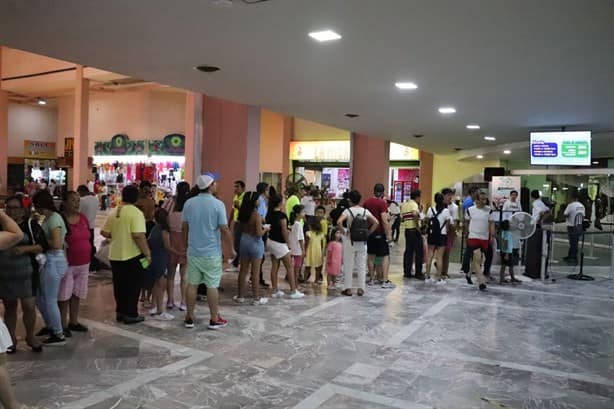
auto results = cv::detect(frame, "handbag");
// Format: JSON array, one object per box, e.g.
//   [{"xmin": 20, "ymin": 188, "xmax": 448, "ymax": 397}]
[{"xmin": 27, "ymin": 218, "xmax": 47, "ymax": 271}]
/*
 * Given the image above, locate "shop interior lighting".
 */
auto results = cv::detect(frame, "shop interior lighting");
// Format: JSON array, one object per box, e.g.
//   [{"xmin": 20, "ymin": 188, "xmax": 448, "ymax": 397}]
[
  {"xmin": 466, "ymin": 124, "xmax": 480, "ymax": 129},
  {"xmin": 484, "ymin": 136, "xmax": 496, "ymax": 141},
  {"xmin": 503, "ymin": 149, "xmax": 511, "ymax": 154},
  {"xmin": 593, "ymin": 161, "xmax": 599, "ymax": 164},
  {"xmin": 37, "ymin": 98, "xmax": 47, "ymax": 105},
  {"xmin": 438, "ymin": 107, "xmax": 456, "ymax": 114},
  {"xmin": 308, "ymin": 30, "xmax": 342, "ymax": 42},
  {"xmin": 476, "ymin": 155, "xmax": 483, "ymax": 159},
  {"xmin": 92, "ymin": 155, "xmax": 186, "ymax": 164},
  {"xmin": 395, "ymin": 82, "xmax": 418, "ymax": 90}
]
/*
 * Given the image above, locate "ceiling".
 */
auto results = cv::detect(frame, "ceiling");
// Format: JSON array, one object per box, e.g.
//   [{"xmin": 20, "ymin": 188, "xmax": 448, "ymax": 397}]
[{"xmin": 0, "ymin": 0, "xmax": 612, "ymax": 155}]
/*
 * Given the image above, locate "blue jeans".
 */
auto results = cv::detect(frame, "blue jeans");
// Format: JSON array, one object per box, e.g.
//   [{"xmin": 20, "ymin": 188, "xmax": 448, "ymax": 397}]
[{"xmin": 37, "ymin": 250, "xmax": 67, "ymax": 334}]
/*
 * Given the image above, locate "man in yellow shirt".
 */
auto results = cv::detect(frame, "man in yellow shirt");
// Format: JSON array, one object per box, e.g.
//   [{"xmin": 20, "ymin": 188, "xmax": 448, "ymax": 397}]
[
  {"xmin": 400, "ymin": 190, "xmax": 424, "ymax": 280},
  {"xmin": 226, "ymin": 180, "xmax": 245, "ymax": 272}
]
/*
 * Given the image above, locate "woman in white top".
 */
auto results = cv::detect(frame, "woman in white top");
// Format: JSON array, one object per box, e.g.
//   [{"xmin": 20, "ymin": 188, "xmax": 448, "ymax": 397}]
[
  {"xmin": 336, "ymin": 190, "xmax": 379, "ymax": 296},
  {"xmin": 425, "ymin": 193, "xmax": 451, "ymax": 285}
]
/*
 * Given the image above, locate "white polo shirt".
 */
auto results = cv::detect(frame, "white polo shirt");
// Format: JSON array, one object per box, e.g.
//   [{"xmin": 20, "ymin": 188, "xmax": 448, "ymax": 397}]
[
  {"xmin": 466, "ymin": 205, "xmax": 491, "ymax": 240},
  {"xmin": 564, "ymin": 201, "xmax": 585, "ymax": 226},
  {"xmin": 532, "ymin": 199, "xmax": 549, "ymax": 223}
]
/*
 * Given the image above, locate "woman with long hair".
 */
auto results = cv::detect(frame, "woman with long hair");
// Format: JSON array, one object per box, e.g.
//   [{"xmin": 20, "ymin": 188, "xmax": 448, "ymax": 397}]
[
  {"xmin": 425, "ymin": 192, "xmax": 451, "ymax": 285},
  {"xmin": 59, "ymin": 191, "xmax": 92, "ymax": 336},
  {"xmin": 0, "ymin": 196, "xmax": 45, "ymax": 353},
  {"xmin": 165, "ymin": 181, "xmax": 190, "ymax": 311},
  {"xmin": 233, "ymin": 192, "xmax": 270, "ymax": 305},
  {"xmin": 32, "ymin": 190, "xmax": 69, "ymax": 345},
  {"xmin": 265, "ymin": 195, "xmax": 304, "ymax": 299}
]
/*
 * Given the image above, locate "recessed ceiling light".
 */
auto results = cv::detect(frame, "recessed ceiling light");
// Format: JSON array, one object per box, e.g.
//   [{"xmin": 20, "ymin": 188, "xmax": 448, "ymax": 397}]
[
  {"xmin": 592, "ymin": 161, "xmax": 599, "ymax": 164},
  {"xmin": 503, "ymin": 150, "xmax": 511, "ymax": 155},
  {"xmin": 476, "ymin": 155, "xmax": 483, "ymax": 159},
  {"xmin": 395, "ymin": 82, "xmax": 418, "ymax": 90},
  {"xmin": 37, "ymin": 98, "xmax": 47, "ymax": 105},
  {"xmin": 484, "ymin": 136, "xmax": 496, "ymax": 141},
  {"xmin": 466, "ymin": 124, "xmax": 480, "ymax": 130},
  {"xmin": 194, "ymin": 65, "xmax": 221, "ymax": 73},
  {"xmin": 438, "ymin": 107, "xmax": 456, "ymax": 114},
  {"xmin": 308, "ymin": 30, "xmax": 342, "ymax": 42},
  {"xmin": 344, "ymin": 113, "xmax": 359, "ymax": 118}
]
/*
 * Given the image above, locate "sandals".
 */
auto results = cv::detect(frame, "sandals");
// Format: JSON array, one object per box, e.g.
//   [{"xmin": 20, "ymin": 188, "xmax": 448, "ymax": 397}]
[
  {"xmin": 357, "ymin": 289, "xmax": 364, "ymax": 297},
  {"xmin": 341, "ymin": 289, "xmax": 353, "ymax": 296},
  {"xmin": 6, "ymin": 345, "xmax": 16, "ymax": 354},
  {"xmin": 511, "ymin": 278, "xmax": 522, "ymax": 284},
  {"xmin": 27, "ymin": 341, "xmax": 43, "ymax": 353}
]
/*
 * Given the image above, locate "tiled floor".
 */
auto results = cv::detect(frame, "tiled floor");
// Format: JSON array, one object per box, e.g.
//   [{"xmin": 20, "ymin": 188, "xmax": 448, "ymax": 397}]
[{"xmin": 6, "ymin": 213, "xmax": 614, "ymax": 408}]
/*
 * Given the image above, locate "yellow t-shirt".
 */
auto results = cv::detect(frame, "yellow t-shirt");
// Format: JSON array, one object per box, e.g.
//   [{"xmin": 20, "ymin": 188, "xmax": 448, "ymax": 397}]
[
  {"xmin": 400, "ymin": 200, "xmax": 420, "ymax": 229},
  {"xmin": 320, "ymin": 219, "xmax": 329, "ymax": 237},
  {"xmin": 102, "ymin": 204, "xmax": 146, "ymax": 261},
  {"xmin": 232, "ymin": 192, "xmax": 245, "ymax": 222}
]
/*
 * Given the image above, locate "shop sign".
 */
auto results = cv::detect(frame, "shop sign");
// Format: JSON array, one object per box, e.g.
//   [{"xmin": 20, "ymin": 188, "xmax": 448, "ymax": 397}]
[
  {"xmin": 148, "ymin": 133, "xmax": 185, "ymax": 156},
  {"xmin": 490, "ymin": 176, "xmax": 521, "ymax": 208},
  {"xmin": 95, "ymin": 134, "xmax": 146, "ymax": 156},
  {"xmin": 389, "ymin": 143, "xmax": 420, "ymax": 161},
  {"xmin": 289, "ymin": 141, "xmax": 350, "ymax": 162},
  {"xmin": 24, "ymin": 140, "xmax": 56, "ymax": 159}
]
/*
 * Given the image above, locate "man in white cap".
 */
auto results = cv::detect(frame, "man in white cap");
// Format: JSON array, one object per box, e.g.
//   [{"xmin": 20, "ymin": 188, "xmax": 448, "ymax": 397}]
[{"xmin": 182, "ymin": 174, "xmax": 235, "ymax": 329}]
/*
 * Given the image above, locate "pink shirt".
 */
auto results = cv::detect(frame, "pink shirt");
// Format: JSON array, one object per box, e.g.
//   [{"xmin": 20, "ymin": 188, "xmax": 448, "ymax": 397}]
[
  {"xmin": 66, "ymin": 214, "xmax": 92, "ymax": 266},
  {"xmin": 326, "ymin": 241, "xmax": 343, "ymax": 276}
]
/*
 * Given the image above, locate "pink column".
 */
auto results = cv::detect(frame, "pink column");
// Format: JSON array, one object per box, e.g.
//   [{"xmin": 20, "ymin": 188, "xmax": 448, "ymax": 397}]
[
  {"xmin": 350, "ymin": 133, "xmax": 390, "ymax": 203},
  {"xmin": 0, "ymin": 47, "xmax": 8, "ymax": 196},
  {"xmin": 419, "ymin": 151, "xmax": 434, "ymax": 209},
  {"xmin": 184, "ymin": 92, "xmax": 203, "ymax": 185},
  {"xmin": 72, "ymin": 65, "xmax": 89, "ymax": 189},
  {"xmin": 281, "ymin": 116, "xmax": 292, "ymax": 193},
  {"xmin": 201, "ymin": 95, "xmax": 261, "ymax": 214}
]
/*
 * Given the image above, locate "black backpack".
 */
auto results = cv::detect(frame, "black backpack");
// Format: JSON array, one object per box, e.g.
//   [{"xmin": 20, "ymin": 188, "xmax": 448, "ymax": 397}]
[
  {"xmin": 348, "ymin": 208, "xmax": 369, "ymax": 243},
  {"xmin": 427, "ymin": 208, "xmax": 445, "ymax": 243}
]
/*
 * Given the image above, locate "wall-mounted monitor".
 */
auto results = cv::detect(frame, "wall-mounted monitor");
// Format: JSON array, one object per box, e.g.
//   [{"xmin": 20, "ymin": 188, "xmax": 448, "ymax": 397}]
[{"xmin": 530, "ymin": 131, "xmax": 591, "ymax": 166}]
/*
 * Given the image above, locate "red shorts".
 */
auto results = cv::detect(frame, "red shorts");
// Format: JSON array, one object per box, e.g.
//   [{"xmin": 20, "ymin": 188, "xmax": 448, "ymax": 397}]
[
  {"xmin": 293, "ymin": 255, "xmax": 303, "ymax": 268},
  {"xmin": 467, "ymin": 238, "xmax": 489, "ymax": 251}
]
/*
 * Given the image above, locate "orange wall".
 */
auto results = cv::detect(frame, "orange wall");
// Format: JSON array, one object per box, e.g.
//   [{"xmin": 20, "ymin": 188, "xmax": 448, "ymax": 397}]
[
  {"xmin": 351, "ymin": 133, "xmax": 389, "ymax": 203},
  {"xmin": 56, "ymin": 90, "xmax": 186, "ymax": 155},
  {"xmin": 259, "ymin": 109, "xmax": 285, "ymax": 173},
  {"xmin": 7, "ymin": 103, "xmax": 58, "ymax": 157}
]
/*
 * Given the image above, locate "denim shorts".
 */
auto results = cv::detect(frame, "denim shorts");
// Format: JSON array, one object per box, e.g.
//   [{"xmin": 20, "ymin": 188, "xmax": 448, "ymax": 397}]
[{"xmin": 240, "ymin": 234, "xmax": 264, "ymax": 260}]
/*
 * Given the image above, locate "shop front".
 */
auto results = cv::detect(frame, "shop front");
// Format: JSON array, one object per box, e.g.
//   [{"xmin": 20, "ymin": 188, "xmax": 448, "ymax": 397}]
[
  {"xmin": 290, "ymin": 140, "xmax": 351, "ymax": 198},
  {"xmin": 93, "ymin": 133, "xmax": 186, "ymax": 206},
  {"xmin": 389, "ymin": 143, "xmax": 420, "ymax": 203}
]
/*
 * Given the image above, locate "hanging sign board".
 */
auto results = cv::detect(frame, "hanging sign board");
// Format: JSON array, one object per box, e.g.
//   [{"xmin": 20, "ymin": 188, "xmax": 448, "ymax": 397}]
[
  {"xmin": 24, "ymin": 140, "xmax": 56, "ymax": 159},
  {"xmin": 490, "ymin": 176, "xmax": 521, "ymax": 208},
  {"xmin": 389, "ymin": 143, "xmax": 420, "ymax": 161},
  {"xmin": 94, "ymin": 134, "xmax": 146, "ymax": 156},
  {"xmin": 148, "ymin": 134, "xmax": 185, "ymax": 155}
]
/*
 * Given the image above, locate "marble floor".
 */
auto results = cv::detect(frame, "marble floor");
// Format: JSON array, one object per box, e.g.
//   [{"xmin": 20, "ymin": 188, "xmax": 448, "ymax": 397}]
[{"xmin": 5, "ymin": 218, "xmax": 614, "ymax": 408}]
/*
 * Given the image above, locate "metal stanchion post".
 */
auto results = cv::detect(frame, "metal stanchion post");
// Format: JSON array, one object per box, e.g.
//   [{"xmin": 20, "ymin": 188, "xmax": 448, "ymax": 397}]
[
  {"xmin": 540, "ymin": 229, "xmax": 548, "ymax": 281},
  {"xmin": 610, "ymin": 233, "xmax": 614, "ymax": 280}
]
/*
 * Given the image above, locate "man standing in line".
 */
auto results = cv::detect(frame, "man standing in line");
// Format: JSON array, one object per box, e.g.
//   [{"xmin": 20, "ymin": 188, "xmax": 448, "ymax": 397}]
[
  {"xmin": 531, "ymin": 190, "xmax": 550, "ymax": 225},
  {"xmin": 364, "ymin": 183, "xmax": 394, "ymax": 288},
  {"xmin": 401, "ymin": 190, "xmax": 424, "ymax": 280},
  {"xmin": 563, "ymin": 191, "xmax": 585, "ymax": 264},
  {"xmin": 77, "ymin": 184, "xmax": 100, "ymax": 271},
  {"xmin": 182, "ymin": 174, "xmax": 235, "ymax": 329},
  {"xmin": 135, "ymin": 181, "xmax": 156, "ymax": 235},
  {"xmin": 464, "ymin": 191, "xmax": 494, "ymax": 291},
  {"xmin": 226, "ymin": 180, "xmax": 245, "ymax": 272},
  {"xmin": 285, "ymin": 185, "xmax": 303, "ymax": 219},
  {"xmin": 502, "ymin": 190, "xmax": 521, "ymax": 219},
  {"xmin": 440, "ymin": 188, "xmax": 458, "ymax": 279},
  {"xmin": 461, "ymin": 186, "xmax": 480, "ymax": 275}
]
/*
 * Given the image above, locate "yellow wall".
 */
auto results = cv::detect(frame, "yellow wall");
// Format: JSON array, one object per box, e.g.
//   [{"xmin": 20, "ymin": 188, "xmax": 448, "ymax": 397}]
[
  {"xmin": 259, "ymin": 109, "xmax": 285, "ymax": 173},
  {"xmin": 293, "ymin": 118, "xmax": 350, "ymax": 141},
  {"xmin": 431, "ymin": 154, "xmax": 500, "ymax": 194}
]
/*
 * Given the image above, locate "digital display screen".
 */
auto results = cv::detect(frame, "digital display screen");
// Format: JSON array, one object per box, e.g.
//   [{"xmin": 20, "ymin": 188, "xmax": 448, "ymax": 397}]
[{"xmin": 530, "ymin": 131, "xmax": 591, "ymax": 166}]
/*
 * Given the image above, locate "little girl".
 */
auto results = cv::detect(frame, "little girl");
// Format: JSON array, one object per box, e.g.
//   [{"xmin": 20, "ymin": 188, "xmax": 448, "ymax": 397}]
[
  {"xmin": 325, "ymin": 228, "xmax": 343, "ymax": 289},
  {"xmin": 148, "ymin": 209, "xmax": 183, "ymax": 320},
  {"xmin": 305, "ymin": 217, "xmax": 326, "ymax": 284},
  {"xmin": 288, "ymin": 205, "xmax": 306, "ymax": 282}
]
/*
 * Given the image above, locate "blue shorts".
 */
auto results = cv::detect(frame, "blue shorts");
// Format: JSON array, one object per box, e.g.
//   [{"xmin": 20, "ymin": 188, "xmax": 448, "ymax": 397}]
[{"xmin": 240, "ymin": 234, "xmax": 264, "ymax": 260}]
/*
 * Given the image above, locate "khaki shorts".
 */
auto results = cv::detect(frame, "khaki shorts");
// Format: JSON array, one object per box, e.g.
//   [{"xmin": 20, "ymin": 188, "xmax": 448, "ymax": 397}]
[{"xmin": 187, "ymin": 256, "xmax": 223, "ymax": 288}]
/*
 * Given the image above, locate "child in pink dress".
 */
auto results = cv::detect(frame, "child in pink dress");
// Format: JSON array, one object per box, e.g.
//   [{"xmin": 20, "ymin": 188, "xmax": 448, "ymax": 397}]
[{"xmin": 325, "ymin": 228, "xmax": 343, "ymax": 289}]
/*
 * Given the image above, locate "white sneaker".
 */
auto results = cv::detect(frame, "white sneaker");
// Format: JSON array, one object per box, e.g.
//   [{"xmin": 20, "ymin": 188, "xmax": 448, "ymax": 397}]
[
  {"xmin": 155, "ymin": 312, "xmax": 175, "ymax": 321},
  {"xmin": 435, "ymin": 279, "xmax": 447, "ymax": 287},
  {"xmin": 271, "ymin": 290, "xmax": 285, "ymax": 298},
  {"xmin": 289, "ymin": 290, "xmax": 305, "ymax": 299},
  {"xmin": 252, "ymin": 297, "xmax": 269, "ymax": 305},
  {"xmin": 225, "ymin": 267, "xmax": 239, "ymax": 272},
  {"xmin": 426, "ymin": 277, "xmax": 436, "ymax": 284},
  {"xmin": 149, "ymin": 308, "xmax": 159, "ymax": 316},
  {"xmin": 232, "ymin": 295, "xmax": 246, "ymax": 303}
]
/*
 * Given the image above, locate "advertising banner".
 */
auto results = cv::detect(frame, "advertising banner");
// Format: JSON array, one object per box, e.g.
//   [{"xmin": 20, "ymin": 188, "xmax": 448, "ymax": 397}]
[
  {"xmin": 148, "ymin": 134, "xmax": 186, "ymax": 155},
  {"xmin": 94, "ymin": 134, "xmax": 146, "ymax": 156},
  {"xmin": 530, "ymin": 131, "xmax": 591, "ymax": 166},
  {"xmin": 24, "ymin": 140, "xmax": 56, "ymax": 159},
  {"xmin": 490, "ymin": 176, "xmax": 521, "ymax": 208}
]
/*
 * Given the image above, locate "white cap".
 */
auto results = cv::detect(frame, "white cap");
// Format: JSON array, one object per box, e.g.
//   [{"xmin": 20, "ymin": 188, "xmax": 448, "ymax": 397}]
[{"xmin": 196, "ymin": 174, "xmax": 215, "ymax": 190}]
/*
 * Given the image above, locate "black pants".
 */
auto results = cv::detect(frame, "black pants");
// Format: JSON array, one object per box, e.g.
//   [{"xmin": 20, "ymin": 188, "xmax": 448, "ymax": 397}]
[
  {"xmin": 391, "ymin": 217, "xmax": 401, "ymax": 242},
  {"xmin": 483, "ymin": 242, "xmax": 493, "ymax": 277},
  {"xmin": 462, "ymin": 241, "xmax": 493, "ymax": 276},
  {"xmin": 567, "ymin": 226, "xmax": 581, "ymax": 259},
  {"xmin": 111, "ymin": 256, "xmax": 145, "ymax": 318},
  {"xmin": 232, "ymin": 223, "xmax": 241, "ymax": 267},
  {"xmin": 462, "ymin": 245, "xmax": 473, "ymax": 274},
  {"xmin": 89, "ymin": 228, "xmax": 100, "ymax": 271},
  {"xmin": 403, "ymin": 229, "xmax": 423, "ymax": 277}
]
